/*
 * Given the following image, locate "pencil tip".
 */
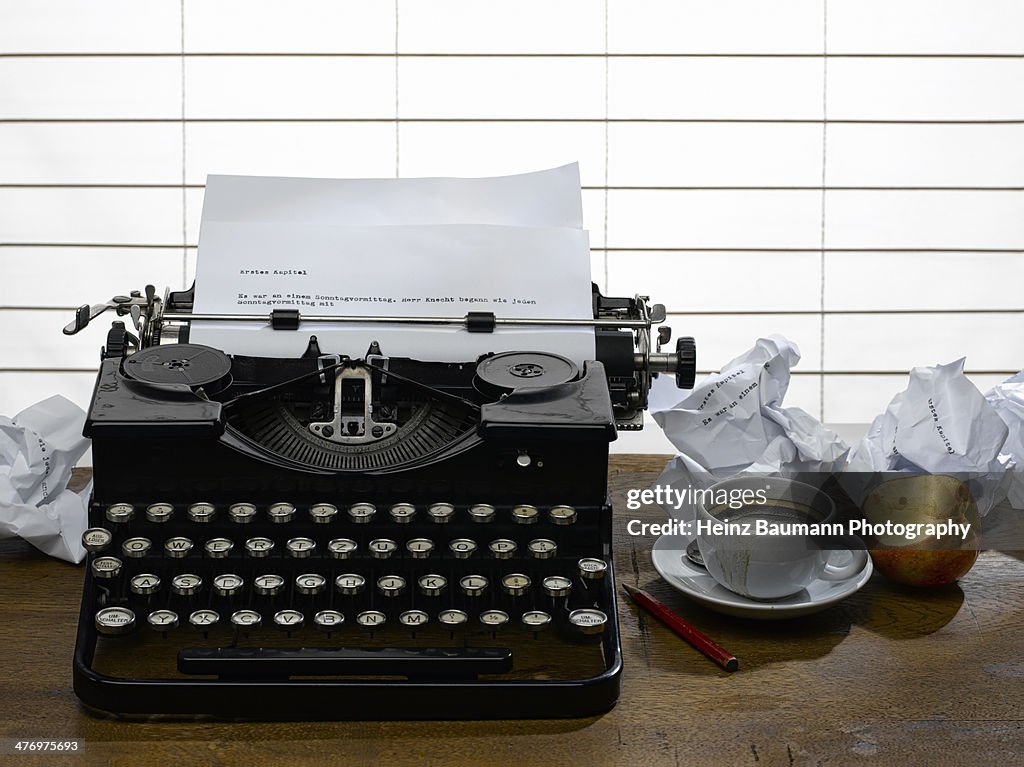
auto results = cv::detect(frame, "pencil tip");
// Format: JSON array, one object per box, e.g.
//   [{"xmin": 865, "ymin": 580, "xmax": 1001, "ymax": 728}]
[{"xmin": 621, "ymin": 583, "xmax": 638, "ymax": 597}]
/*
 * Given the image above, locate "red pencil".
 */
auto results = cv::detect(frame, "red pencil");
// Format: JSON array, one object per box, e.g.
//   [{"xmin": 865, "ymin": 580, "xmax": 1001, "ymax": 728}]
[{"xmin": 622, "ymin": 583, "xmax": 739, "ymax": 672}]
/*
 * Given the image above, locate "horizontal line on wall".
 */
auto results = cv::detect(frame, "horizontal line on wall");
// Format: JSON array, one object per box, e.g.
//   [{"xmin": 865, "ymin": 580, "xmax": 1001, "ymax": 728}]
[
  {"xmin": 2, "ymin": 52, "xmax": 1023, "ymax": 59},
  {"xmin": 5, "ymin": 306, "xmax": 1022, "ymax": 315},
  {"xmin": 4, "ymin": 184, "xmax": 1024, "ymax": 192},
  {"xmin": 2, "ymin": 118, "xmax": 1024, "ymax": 125},
  {"xmin": 2, "ymin": 367, "xmax": 1017, "ymax": 376}
]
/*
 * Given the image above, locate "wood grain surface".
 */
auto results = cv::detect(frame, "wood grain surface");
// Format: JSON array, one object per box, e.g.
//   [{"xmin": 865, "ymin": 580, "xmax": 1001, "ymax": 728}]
[{"xmin": 0, "ymin": 457, "xmax": 1021, "ymax": 767}]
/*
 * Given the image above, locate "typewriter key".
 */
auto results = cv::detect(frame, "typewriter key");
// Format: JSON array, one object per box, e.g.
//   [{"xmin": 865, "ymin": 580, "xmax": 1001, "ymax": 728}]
[
  {"xmin": 417, "ymin": 574, "xmax": 447, "ymax": 596},
  {"xmin": 578, "ymin": 557, "xmax": 608, "ymax": 580},
  {"xmin": 369, "ymin": 538, "xmax": 397, "ymax": 559},
  {"xmin": 95, "ymin": 606, "xmax": 135, "ymax": 636},
  {"xmin": 377, "ymin": 575, "xmax": 406, "ymax": 597},
  {"xmin": 327, "ymin": 538, "xmax": 358, "ymax": 559},
  {"xmin": 244, "ymin": 536, "xmax": 274, "ymax": 558},
  {"xmin": 399, "ymin": 609, "xmax": 429, "ymax": 629},
  {"xmin": 189, "ymin": 609, "xmax": 220, "ymax": 631},
  {"xmin": 356, "ymin": 610, "xmax": 386, "ymax": 630},
  {"xmin": 480, "ymin": 610, "xmax": 510, "ymax": 629},
  {"xmin": 268, "ymin": 502, "xmax": 296, "ymax": 524},
  {"xmin": 230, "ymin": 609, "xmax": 262, "ymax": 631},
  {"xmin": 228, "ymin": 502, "xmax": 258, "ymax": 524},
  {"xmin": 309, "ymin": 503, "xmax": 338, "ymax": 524},
  {"xmin": 549, "ymin": 505, "xmax": 578, "ymax": 525},
  {"xmin": 348, "ymin": 502, "xmax": 376, "ymax": 523},
  {"xmin": 501, "ymin": 573, "xmax": 532, "ymax": 596},
  {"xmin": 286, "ymin": 537, "xmax": 317, "ymax": 558},
  {"xmin": 449, "ymin": 538, "xmax": 477, "ymax": 559},
  {"xmin": 334, "ymin": 573, "xmax": 366, "ymax": 595},
  {"xmin": 213, "ymin": 573, "xmax": 244, "ymax": 597},
  {"xmin": 390, "ymin": 503, "xmax": 416, "ymax": 523},
  {"xmin": 428, "ymin": 503, "xmax": 455, "ymax": 524},
  {"xmin": 488, "ymin": 538, "xmax": 517, "ymax": 559},
  {"xmin": 569, "ymin": 608, "xmax": 608, "ymax": 636},
  {"xmin": 105, "ymin": 503, "xmax": 134, "ymax": 524},
  {"xmin": 254, "ymin": 573, "xmax": 285, "ymax": 596},
  {"xmin": 171, "ymin": 573, "xmax": 202, "ymax": 596},
  {"xmin": 204, "ymin": 538, "xmax": 234, "ymax": 559},
  {"xmin": 164, "ymin": 536, "xmax": 194, "ymax": 558},
  {"xmin": 82, "ymin": 527, "xmax": 113, "ymax": 553},
  {"xmin": 468, "ymin": 504, "xmax": 496, "ymax": 523},
  {"xmin": 296, "ymin": 573, "xmax": 327, "ymax": 595},
  {"xmin": 542, "ymin": 575, "xmax": 572, "ymax": 598},
  {"xmin": 145, "ymin": 503, "xmax": 174, "ymax": 523},
  {"xmin": 438, "ymin": 608, "xmax": 468, "ymax": 628},
  {"xmin": 274, "ymin": 609, "xmax": 305, "ymax": 632},
  {"xmin": 527, "ymin": 538, "xmax": 558, "ymax": 559},
  {"xmin": 91, "ymin": 556, "xmax": 122, "ymax": 579},
  {"xmin": 512, "ymin": 505, "xmax": 540, "ymax": 525},
  {"xmin": 521, "ymin": 610, "xmax": 553, "ymax": 631},
  {"xmin": 459, "ymin": 574, "xmax": 489, "ymax": 597},
  {"xmin": 406, "ymin": 538, "xmax": 434, "ymax": 559},
  {"xmin": 314, "ymin": 609, "xmax": 344, "ymax": 632},
  {"xmin": 147, "ymin": 609, "xmax": 179, "ymax": 632},
  {"xmin": 188, "ymin": 502, "xmax": 216, "ymax": 523},
  {"xmin": 121, "ymin": 536, "xmax": 152, "ymax": 558},
  {"xmin": 129, "ymin": 573, "xmax": 161, "ymax": 596}
]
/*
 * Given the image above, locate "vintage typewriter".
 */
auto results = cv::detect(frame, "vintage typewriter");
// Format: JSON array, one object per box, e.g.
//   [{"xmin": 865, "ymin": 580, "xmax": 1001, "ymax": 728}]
[{"xmin": 63, "ymin": 284, "xmax": 695, "ymax": 719}]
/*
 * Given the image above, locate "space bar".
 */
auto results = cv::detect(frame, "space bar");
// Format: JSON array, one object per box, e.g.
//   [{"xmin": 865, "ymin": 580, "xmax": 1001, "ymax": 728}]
[{"xmin": 178, "ymin": 646, "xmax": 514, "ymax": 678}]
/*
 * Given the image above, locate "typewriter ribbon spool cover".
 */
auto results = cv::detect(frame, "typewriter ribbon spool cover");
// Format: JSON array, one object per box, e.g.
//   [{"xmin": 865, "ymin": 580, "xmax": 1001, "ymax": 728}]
[{"xmin": 65, "ymin": 166, "xmax": 696, "ymax": 720}]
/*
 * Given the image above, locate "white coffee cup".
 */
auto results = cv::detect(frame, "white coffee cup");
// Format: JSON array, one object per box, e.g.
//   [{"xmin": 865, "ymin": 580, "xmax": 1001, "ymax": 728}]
[{"xmin": 695, "ymin": 476, "xmax": 867, "ymax": 600}]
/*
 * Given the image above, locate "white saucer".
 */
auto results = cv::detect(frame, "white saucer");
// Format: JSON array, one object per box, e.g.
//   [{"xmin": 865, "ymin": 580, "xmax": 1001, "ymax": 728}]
[{"xmin": 651, "ymin": 535, "xmax": 873, "ymax": 620}]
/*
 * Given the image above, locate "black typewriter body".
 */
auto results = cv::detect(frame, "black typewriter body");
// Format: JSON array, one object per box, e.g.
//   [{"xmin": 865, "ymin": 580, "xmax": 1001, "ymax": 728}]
[{"xmin": 68, "ymin": 285, "xmax": 695, "ymax": 720}]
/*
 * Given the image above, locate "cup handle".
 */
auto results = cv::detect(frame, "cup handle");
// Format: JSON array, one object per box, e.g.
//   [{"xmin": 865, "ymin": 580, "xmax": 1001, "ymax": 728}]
[{"xmin": 819, "ymin": 535, "xmax": 869, "ymax": 582}]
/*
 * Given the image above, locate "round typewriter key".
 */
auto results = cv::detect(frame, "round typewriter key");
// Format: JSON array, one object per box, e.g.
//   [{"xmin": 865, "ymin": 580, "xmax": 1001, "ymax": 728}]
[
  {"xmin": 286, "ymin": 536, "xmax": 317, "ymax": 558},
  {"xmin": 488, "ymin": 538, "xmax": 517, "ymax": 559},
  {"xmin": 377, "ymin": 575, "xmax": 406, "ymax": 597},
  {"xmin": 82, "ymin": 527, "xmax": 113, "ymax": 553},
  {"xmin": 334, "ymin": 573, "xmax": 366, "ymax": 595},
  {"xmin": 268, "ymin": 502, "xmax": 295, "ymax": 524},
  {"xmin": 449, "ymin": 538, "xmax": 477, "ymax": 559},
  {"xmin": 296, "ymin": 573, "xmax": 326, "ymax": 595},
  {"xmin": 527, "ymin": 538, "xmax": 558, "ymax": 559},
  {"xmin": 438, "ymin": 608, "xmax": 468, "ymax": 628},
  {"xmin": 147, "ymin": 609, "xmax": 178, "ymax": 632},
  {"xmin": 569, "ymin": 608, "xmax": 608, "ymax": 636},
  {"xmin": 417, "ymin": 573, "xmax": 447, "ymax": 597},
  {"xmin": 578, "ymin": 557, "xmax": 608, "ymax": 580},
  {"xmin": 427, "ymin": 503, "xmax": 455, "ymax": 524},
  {"xmin": 129, "ymin": 573, "xmax": 161, "ymax": 595},
  {"xmin": 188, "ymin": 502, "xmax": 216, "ymax": 523},
  {"xmin": 356, "ymin": 610, "xmax": 387, "ymax": 630},
  {"xmin": 368, "ymin": 538, "xmax": 397, "ymax": 559},
  {"xmin": 213, "ymin": 573, "xmax": 244, "ymax": 597},
  {"xmin": 244, "ymin": 536, "xmax": 274, "ymax": 558},
  {"xmin": 348, "ymin": 502, "xmax": 376, "ymax": 523},
  {"xmin": 230, "ymin": 609, "xmax": 262, "ymax": 631},
  {"xmin": 189, "ymin": 609, "xmax": 220, "ymax": 631},
  {"xmin": 309, "ymin": 503, "xmax": 338, "ymax": 524},
  {"xmin": 228, "ymin": 502, "xmax": 258, "ymax": 524},
  {"xmin": 105, "ymin": 502, "xmax": 134, "ymax": 523},
  {"xmin": 459, "ymin": 574, "xmax": 489, "ymax": 597},
  {"xmin": 164, "ymin": 536, "xmax": 194, "ymax": 558},
  {"xmin": 95, "ymin": 606, "xmax": 135, "ymax": 636},
  {"xmin": 204, "ymin": 537, "xmax": 234, "ymax": 559},
  {"xmin": 314, "ymin": 609, "xmax": 344, "ymax": 632},
  {"xmin": 254, "ymin": 573, "xmax": 285, "ymax": 596},
  {"xmin": 405, "ymin": 537, "xmax": 434, "ymax": 559},
  {"xmin": 171, "ymin": 573, "xmax": 202, "ymax": 596},
  {"xmin": 389, "ymin": 503, "xmax": 416, "ymax": 523},
  {"xmin": 121, "ymin": 536, "xmax": 152, "ymax": 558},
  {"xmin": 549, "ymin": 505, "xmax": 578, "ymax": 525},
  {"xmin": 145, "ymin": 502, "xmax": 174, "ymax": 523},
  {"xmin": 511, "ymin": 505, "xmax": 540, "ymax": 525},
  {"xmin": 274, "ymin": 609, "xmax": 305, "ymax": 632},
  {"xmin": 480, "ymin": 610, "xmax": 510, "ymax": 629},
  {"xmin": 522, "ymin": 610, "xmax": 553, "ymax": 631},
  {"xmin": 91, "ymin": 556, "xmax": 122, "ymax": 579},
  {"xmin": 399, "ymin": 609, "xmax": 429, "ymax": 630},
  {"xmin": 501, "ymin": 573, "xmax": 531, "ymax": 596},
  {"xmin": 327, "ymin": 538, "xmax": 358, "ymax": 559},
  {"xmin": 468, "ymin": 504, "xmax": 495, "ymax": 523},
  {"xmin": 542, "ymin": 575, "xmax": 572, "ymax": 598}
]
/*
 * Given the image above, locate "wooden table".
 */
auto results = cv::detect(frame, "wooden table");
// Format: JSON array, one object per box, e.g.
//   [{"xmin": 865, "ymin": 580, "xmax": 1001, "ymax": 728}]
[{"xmin": 1, "ymin": 457, "xmax": 1021, "ymax": 766}]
